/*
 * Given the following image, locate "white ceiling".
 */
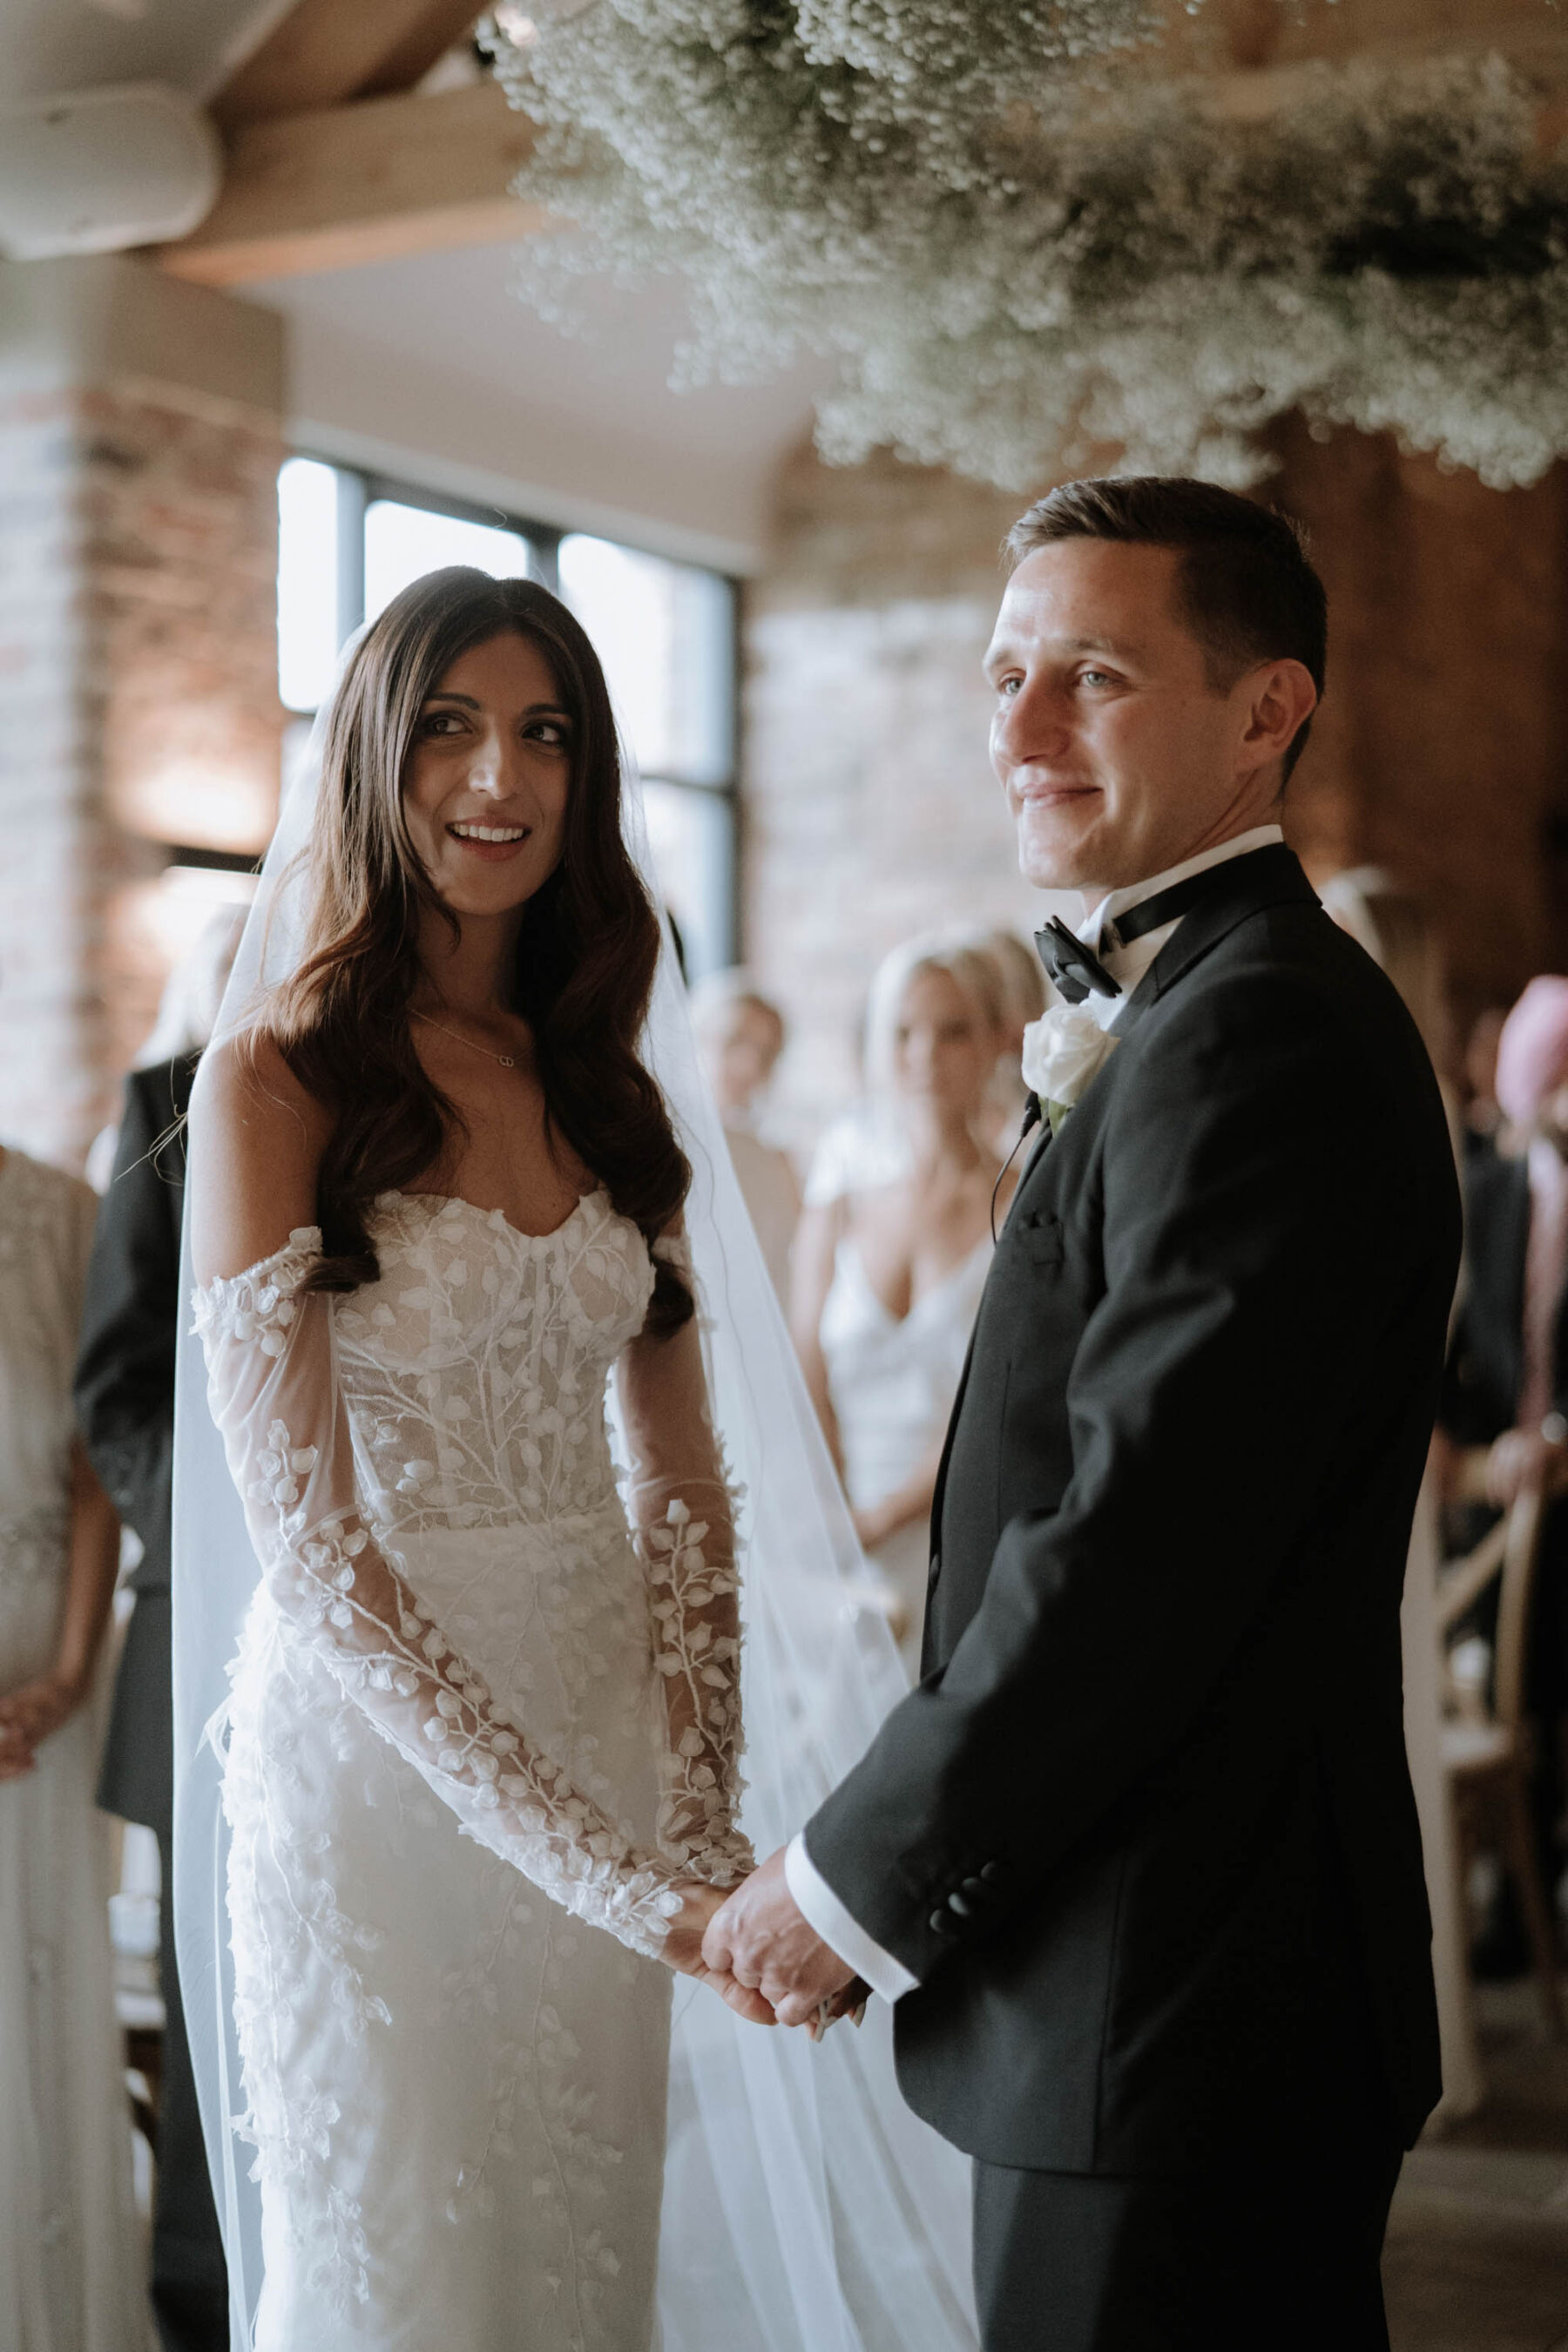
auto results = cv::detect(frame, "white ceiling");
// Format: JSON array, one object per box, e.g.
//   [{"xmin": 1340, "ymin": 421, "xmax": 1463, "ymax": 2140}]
[
  {"xmin": 247, "ymin": 245, "xmax": 827, "ymax": 568},
  {"xmin": 0, "ymin": 0, "xmax": 288, "ymax": 103}
]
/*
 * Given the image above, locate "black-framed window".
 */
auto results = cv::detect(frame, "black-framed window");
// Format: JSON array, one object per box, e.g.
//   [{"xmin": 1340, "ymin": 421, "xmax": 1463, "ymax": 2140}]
[{"xmin": 276, "ymin": 456, "xmax": 740, "ymax": 977}]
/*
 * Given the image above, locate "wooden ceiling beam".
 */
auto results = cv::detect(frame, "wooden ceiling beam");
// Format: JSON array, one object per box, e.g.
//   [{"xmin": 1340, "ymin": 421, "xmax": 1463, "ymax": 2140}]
[
  {"xmin": 164, "ymin": 2, "xmax": 1568, "ymax": 291},
  {"xmin": 157, "ymin": 79, "xmax": 549, "ymax": 287},
  {"xmin": 213, "ymin": 0, "xmax": 485, "ymax": 129},
  {"xmin": 1158, "ymin": 0, "xmax": 1568, "ymax": 92}
]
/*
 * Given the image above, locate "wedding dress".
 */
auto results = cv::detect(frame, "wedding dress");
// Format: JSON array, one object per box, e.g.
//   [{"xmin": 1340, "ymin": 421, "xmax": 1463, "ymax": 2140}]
[
  {"xmin": 194, "ymin": 1183, "xmax": 747, "ymax": 2349},
  {"xmin": 0, "ymin": 1147, "xmax": 150, "ymax": 2352},
  {"xmin": 175, "ymin": 686, "xmax": 977, "ymax": 2352},
  {"xmin": 818, "ymin": 1235, "xmax": 990, "ymax": 1677}
]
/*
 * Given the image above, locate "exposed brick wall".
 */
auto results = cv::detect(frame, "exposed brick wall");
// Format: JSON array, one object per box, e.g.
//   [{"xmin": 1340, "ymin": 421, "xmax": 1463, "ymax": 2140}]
[
  {"xmin": 742, "ymin": 429, "xmax": 1568, "ymax": 1137},
  {"xmin": 1262, "ymin": 415, "xmax": 1568, "ymax": 1025},
  {"xmin": 0, "ymin": 382, "xmax": 101, "ymax": 1166},
  {"xmin": 741, "ymin": 445, "xmax": 1048, "ymax": 1146},
  {"xmin": 0, "ymin": 374, "xmax": 284, "ymax": 1168}
]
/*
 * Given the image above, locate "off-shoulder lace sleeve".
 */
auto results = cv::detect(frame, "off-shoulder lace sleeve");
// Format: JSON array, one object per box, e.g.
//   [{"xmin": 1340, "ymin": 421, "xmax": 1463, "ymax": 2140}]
[
  {"xmin": 193, "ymin": 1231, "xmax": 687, "ymax": 1961},
  {"xmin": 618, "ymin": 1232, "xmax": 753, "ymax": 1889}
]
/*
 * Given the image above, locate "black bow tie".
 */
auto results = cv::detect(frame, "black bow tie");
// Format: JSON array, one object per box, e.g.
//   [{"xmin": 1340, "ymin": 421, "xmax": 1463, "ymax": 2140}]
[
  {"xmin": 1035, "ymin": 866, "xmax": 1243, "ymax": 1006},
  {"xmin": 1034, "ymin": 917, "xmax": 1120, "ymax": 1007}
]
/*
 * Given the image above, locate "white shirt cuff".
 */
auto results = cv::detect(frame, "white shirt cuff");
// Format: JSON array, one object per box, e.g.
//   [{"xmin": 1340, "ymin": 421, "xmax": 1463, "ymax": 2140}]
[{"xmin": 785, "ymin": 1832, "xmax": 919, "ymax": 2004}]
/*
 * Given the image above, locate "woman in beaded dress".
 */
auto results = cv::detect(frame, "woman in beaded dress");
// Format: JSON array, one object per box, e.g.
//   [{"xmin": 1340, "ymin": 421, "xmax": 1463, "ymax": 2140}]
[{"xmin": 185, "ymin": 574, "xmax": 775, "ymax": 2351}]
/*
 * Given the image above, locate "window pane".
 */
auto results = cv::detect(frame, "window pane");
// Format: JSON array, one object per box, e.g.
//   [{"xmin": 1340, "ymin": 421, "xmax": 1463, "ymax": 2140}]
[
  {"xmin": 364, "ymin": 501, "xmax": 530, "ymax": 625},
  {"xmin": 558, "ymin": 536, "xmax": 733, "ymax": 785},
  {"xmin": 277, "ymin": 457, "xmax": 341, "ymax": 713},
  {"xmin": 639, "ymin": 780, "xmax": 733, "ymax": 983}
]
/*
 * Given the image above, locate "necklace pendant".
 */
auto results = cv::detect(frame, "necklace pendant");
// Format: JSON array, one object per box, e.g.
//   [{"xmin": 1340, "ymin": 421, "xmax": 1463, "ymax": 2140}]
[{"xmin": 498, "ymin": 1053, "xmax": 516, "ymax": 1068}]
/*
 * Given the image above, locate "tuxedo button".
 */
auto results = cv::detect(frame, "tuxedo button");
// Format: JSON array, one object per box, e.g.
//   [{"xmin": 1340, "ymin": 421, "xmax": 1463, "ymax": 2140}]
[
  {"xmin": 980, "ymin": 1862, "xmax": 1004, "ymax": 1882},
  {"xmin": 947, "ymin": 1889, "xmax": 977, "ymax": 1919},
  {"xmin": 961, "ymin": 1876, "xmax": 987, "ymax": 1901},
  {"xmin": 929, "ymin": 1909, "xmax": 956, "ymax": 1937}
]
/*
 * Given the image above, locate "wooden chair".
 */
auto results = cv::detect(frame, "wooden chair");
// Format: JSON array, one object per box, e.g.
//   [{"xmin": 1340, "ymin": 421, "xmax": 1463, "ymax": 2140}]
[{"xmin": 1437, "ymin": 1475, "xmax": 1564, "ymax": 2038}]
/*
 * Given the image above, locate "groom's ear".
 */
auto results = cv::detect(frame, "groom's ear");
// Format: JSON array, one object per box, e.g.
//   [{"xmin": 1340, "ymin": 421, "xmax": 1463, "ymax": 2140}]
[{"xmin": 1237, "ymin": 659, "xmax": 1317, "ymax": 787}]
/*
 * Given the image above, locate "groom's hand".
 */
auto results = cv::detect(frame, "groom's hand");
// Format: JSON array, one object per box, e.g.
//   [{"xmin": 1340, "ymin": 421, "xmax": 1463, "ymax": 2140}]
[
  {"xmin": 703, "ymin": 1847, "xmax": 855, "ymax": 2028},
  {"xmin": 664, "ymin": 1882, "xmax": 779, "ymax": 2025}
]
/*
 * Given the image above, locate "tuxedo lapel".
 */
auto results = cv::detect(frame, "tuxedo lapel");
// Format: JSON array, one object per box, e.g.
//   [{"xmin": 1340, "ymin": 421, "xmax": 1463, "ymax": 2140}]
[
  {"xmin": 932, "ymin": 1107, "xmax": 1058, "ymax": 1537},
  {"xmin": 932, "ymin": 849, "xmax": 1316, "ymax": 1585},
  {"xmin": 1110, "ymin": 843, "xmax": 1318, "ymax": 1043}
]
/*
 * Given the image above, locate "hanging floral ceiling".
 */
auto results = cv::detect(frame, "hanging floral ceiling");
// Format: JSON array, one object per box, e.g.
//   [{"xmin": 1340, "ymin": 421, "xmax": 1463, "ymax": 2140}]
[{"xmin": 483, "ymin": 3, "xmax": 1568, "ymax": 491}]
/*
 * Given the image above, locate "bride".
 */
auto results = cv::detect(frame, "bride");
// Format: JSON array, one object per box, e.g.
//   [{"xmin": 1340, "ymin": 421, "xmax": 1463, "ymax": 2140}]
[{"xmin": 175, "ymin": 567, "xmax": 976, "ymax": 2351}]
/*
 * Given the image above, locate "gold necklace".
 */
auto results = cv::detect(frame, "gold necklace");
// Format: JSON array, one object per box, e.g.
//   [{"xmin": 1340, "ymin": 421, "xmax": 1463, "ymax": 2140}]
[{"xmin": 413, "ymin": 1009, "xmax": 517, "ymax": 1071}]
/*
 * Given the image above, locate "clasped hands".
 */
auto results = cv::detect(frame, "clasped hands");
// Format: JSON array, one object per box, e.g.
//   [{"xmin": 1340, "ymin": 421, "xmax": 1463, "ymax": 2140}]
[
  {"xmin": 0, "ymin": 1666, "xmax": 89, "ymax": 1782},
  {"xmin": 665, "ymin": 1847, "xmax": 868, "ymax": 2033}
]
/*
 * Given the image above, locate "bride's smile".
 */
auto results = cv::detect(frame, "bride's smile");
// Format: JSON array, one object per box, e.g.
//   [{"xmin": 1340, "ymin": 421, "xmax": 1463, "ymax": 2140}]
[{"xmin": 402, "ymin": 629, "xmax": 573, "ymax": 916}]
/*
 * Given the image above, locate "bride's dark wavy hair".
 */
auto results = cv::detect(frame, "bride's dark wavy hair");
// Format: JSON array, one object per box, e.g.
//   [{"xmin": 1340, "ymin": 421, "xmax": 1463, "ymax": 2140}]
[{"xmin": 260, "ymin": 564, "xmax": 693, "ymax": 1333}]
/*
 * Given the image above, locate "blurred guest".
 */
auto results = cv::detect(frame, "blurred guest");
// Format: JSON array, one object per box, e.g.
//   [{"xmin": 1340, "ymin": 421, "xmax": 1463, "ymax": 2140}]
[
  {"xmin": 0, "ymin": 1141, "xmax": 150, "ymax": 2349},
  {"xmin": 1441, "ymin": 974, "xmax": 1568, "ymax": 1970},
  {"xmin": 1321, "ymin": 868, "xmax": 1483, "ymax": 2115},
  {"xmin": 965, "ymin": 924, "xmax": 1047, "ymax": 1155},
  {"xmin": 1462, "ymin": 1004, "xmax": 1510, "ymax": 1158},
  {"xmin": 1319, "ymin": 868, "xmax": 1455, "ymax": 1104},
  {"xmin": 691, "ymin": 970, "xmax": 801, "ymax": 1302},
  {"xmin": 792, "ymin": 936, "xmax": 1010, "ymax": 1676},
  {"xmin": 74, "ymin": 909, "xmax": 244, "ymax": 2352},
  {"xmin": 801, "ymin": 1090, "xmax": 910, "ymax": 1212}
]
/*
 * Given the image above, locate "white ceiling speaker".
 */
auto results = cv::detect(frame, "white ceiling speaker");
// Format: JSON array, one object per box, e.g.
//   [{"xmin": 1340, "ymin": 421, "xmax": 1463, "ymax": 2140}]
[{"xmin": 0, "ymin": 84, "xmax": 221, "ymax": 261}]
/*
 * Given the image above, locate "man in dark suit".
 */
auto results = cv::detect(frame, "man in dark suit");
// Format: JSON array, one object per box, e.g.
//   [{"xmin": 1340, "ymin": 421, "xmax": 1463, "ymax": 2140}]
[
  {"xmin": 75, "ymin": 1052, "xmax": 229, "ymax": 2352},
  {"xmin": 706, "ymin": 479, "xmax": 1459, "ymax": 2349}
]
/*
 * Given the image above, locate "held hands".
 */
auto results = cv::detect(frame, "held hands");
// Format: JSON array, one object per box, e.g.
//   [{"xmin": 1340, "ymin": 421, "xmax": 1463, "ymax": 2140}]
[
  {"xmin": 667, "ymin": 1861, "xmax": 869, "ymax": 2035},
  {"xmin": 700, "ymin": 1847, "xmax": 861, "ymax": 2031},
  {"xmin": 662, "ymin": 1882, "xmax": 779, "ymax": 2025},
  {"xmin": 0, "ymin": 1666, "xmax": 89, "ymax": 1781}
]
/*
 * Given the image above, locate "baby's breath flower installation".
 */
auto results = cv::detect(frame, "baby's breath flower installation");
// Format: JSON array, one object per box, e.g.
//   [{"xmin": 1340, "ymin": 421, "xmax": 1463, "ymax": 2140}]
[{"xmin": 485, "ymin": 6, "xmax": 1568, "ymax": 492}]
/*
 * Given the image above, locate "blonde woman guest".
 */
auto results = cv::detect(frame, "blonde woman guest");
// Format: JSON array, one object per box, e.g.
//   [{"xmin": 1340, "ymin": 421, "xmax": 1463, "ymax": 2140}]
[
  {"xmin": 965, "ymin": 925, "xmax": 1046, "ymax": 1157},
  {"xmin": 1321, "ymin": 867, "xmax": 1484, "ymax": 2121},
  {"xmin": 792, "ymin": 936, "xmax": 1012, "ymax": 1677},
  {"xmin": 691, "ymin": 971, "xmax": 801, "ymax": 1302},
  {"xmin": 0, "ymin": 1142, "xmax": 150, "ymax": 2349}
]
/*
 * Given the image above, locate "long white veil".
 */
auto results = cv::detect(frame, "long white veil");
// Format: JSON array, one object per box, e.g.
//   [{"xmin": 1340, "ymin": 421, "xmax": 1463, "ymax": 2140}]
[{"xmin": 171, "ymin": 618, "xmax": 977, "ymax": 2350}]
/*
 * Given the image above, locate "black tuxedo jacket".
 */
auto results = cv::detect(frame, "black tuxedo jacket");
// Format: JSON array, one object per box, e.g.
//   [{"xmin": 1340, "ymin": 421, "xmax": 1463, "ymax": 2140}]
[
  {"xmin": 74, "ymin": 1056, "xmax": 195, "ymax": 1831},
  {"xmin": 806, "ymin": 847, "xmax": 1459, "ymax": 2178}
]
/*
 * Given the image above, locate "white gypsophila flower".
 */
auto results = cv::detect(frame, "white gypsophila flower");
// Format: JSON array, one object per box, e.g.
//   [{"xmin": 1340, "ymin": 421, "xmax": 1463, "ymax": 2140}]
[
  {"xmin": 1021, "ymin": 1006, "xmax": 1119, "ymax": 1109},
  {"xmin": 475, "ymin": 17, "xmax": 1568, "ymax": 495}
]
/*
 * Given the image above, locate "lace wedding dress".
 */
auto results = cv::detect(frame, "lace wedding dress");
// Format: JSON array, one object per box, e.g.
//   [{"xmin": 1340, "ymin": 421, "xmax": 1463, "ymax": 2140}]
[
  {"xmin": 0, "ymin": 1147, "xmax": 150, "ymax": 2352},
  {"xmin": 194, "ymin": 1183, "xmax": 750, "ymax": 2351}
]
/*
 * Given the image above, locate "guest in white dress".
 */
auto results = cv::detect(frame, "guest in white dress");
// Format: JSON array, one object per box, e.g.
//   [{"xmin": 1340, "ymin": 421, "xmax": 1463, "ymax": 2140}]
[
  {"xmin": 691, "ymin": 971, "xmax": 801, "ymax": 1301},
  {"xmin": 963, "ymin": 926, "xmax": 1045, "ymax": 1159},
  {"xmin": 0, "ymin": 1142, "xmax": 151, "ymax": 2350},
  {"xmin": 793, "ymin": 936, "xmax": 1012, "ymax": 1677}
]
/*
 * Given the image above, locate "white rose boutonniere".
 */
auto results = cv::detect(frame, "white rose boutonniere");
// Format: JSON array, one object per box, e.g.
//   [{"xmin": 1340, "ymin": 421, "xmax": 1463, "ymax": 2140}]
[{"xmin": 1020, "ymin": 1005, "xmax": 1119, "ymax": 1129}]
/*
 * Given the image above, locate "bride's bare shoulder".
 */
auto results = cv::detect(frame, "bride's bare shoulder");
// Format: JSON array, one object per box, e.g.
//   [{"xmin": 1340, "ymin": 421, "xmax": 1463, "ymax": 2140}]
[
  {"xmin": 192, "ymin": 1031, "xmax": 333, "ymax": 1281},
  {"xmin": 198, "ymin": 1030, "xmax": 330, "ymax": 1149}
]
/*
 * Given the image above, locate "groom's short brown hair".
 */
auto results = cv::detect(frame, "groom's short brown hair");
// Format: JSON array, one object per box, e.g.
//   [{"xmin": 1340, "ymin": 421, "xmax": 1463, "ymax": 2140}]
[{"xmin": 1004, "ymin": 477, "xmax": 1327, "ymax": 781}]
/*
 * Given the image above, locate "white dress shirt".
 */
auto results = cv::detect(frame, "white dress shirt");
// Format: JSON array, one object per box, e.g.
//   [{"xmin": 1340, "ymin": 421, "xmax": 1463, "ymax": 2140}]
[{"xmin": 785, "ymin": 823, "xmax": 1287, "ymax": 2004}]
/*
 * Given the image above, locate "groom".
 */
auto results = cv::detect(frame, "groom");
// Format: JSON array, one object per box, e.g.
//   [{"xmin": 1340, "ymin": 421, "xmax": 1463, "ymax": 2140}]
[{"xmin": 706, "ymin": 477, "xmax": 1460, "ymax": 2349}]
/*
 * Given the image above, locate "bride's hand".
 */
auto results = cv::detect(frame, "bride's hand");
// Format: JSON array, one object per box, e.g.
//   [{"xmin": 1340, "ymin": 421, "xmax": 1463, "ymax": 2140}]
[
  {"xmin": 0, "ymin": 1667, "xmax": 88, "ymax": 1780},
  {"xmin": 663, "ymin": 1882, "xmax": 778, "ymax": 2026},
  {"xmin": 818, "ymin": 1977, "xmax": 871, "ymax": 2032}
]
